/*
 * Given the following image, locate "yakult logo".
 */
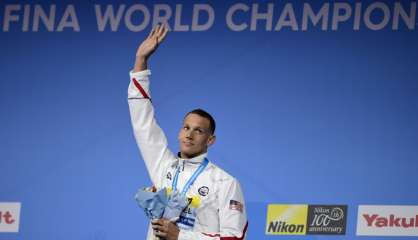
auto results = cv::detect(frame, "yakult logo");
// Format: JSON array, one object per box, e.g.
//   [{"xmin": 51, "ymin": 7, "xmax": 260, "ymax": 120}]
[
  {"xmin": 364, "ymin": 214, "xmax": 418, "ymax": 228},
  {"xmin": 357, "ymin": 205, "xmax": 418, "ymax": 236},
  {"xmin": 0, "ymin": 202, "xmax": 21, "ymax": 232}
]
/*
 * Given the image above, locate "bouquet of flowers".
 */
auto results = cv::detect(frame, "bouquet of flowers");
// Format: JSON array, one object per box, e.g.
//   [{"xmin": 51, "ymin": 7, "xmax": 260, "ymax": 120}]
[{"xmin": 135, "ymin": 186, "xmax": 189, "ymax": 220}]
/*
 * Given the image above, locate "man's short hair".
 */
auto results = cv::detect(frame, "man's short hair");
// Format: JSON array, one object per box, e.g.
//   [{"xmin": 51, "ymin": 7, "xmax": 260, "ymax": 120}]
[{"xmin": 185, "ymin": 109, "xmax": 216, "ymax": 134}]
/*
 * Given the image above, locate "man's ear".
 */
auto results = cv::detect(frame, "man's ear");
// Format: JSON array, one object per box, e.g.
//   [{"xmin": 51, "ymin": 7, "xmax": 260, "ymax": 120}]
[{"xmin": 207, "ymin": 135, "xmax": 216, "ymax": 146}]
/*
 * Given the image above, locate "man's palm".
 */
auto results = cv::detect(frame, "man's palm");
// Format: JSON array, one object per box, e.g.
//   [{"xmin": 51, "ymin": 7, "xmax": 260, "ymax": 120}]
[{"xmin": 136, "ymin": 24, "xmax": 169, "ymax": 59}]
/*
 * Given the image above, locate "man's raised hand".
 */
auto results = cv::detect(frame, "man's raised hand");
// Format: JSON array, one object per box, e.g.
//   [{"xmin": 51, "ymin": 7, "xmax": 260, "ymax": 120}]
[{"xmin": 134, "ymin": 24, "xmax": 169, "ymax": 72}]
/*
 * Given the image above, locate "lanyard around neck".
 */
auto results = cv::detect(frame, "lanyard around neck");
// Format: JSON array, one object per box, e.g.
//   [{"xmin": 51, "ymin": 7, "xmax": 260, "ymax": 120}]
[{"xmin": 172, "ymin": 158, "xmax": 209, "ymax": 196}]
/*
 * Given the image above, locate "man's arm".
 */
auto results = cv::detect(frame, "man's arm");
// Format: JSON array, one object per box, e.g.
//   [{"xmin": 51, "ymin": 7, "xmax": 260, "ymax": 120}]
[{"xmin": 128, "ymin": 25, "xmax": 174, "ymax": 187}]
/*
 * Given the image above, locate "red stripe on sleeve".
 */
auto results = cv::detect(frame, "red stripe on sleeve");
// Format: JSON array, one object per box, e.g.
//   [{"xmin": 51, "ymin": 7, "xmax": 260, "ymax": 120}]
[
  {"xmin": 220, "ymin": 221, "xmax": 248, "ymax": 240},
  {"xmin": 132, "ymin": 78, "xmax": 150, "ymax": 99},
  {"xmin": 202, "ymin": 232, "xmax": 220, "ymax": 237}
]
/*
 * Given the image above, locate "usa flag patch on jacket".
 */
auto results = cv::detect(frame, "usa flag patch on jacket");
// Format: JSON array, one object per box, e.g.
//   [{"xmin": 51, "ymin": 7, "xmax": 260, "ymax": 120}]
[{"xmin": 229, "ymin": 200, "xmax": 243, "ymax": 212}]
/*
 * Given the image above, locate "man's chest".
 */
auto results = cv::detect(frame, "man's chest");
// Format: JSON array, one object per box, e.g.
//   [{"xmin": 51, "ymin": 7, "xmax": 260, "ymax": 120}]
[{"xmin": 162, "ymin": 167, "xmax": 220, "ymax": 229}]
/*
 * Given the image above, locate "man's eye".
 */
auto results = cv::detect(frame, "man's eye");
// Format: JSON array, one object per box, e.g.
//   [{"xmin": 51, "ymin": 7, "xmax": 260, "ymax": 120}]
[{"xmin": 183, "ymin": 126, "xmax": 189, "ymax": 130}]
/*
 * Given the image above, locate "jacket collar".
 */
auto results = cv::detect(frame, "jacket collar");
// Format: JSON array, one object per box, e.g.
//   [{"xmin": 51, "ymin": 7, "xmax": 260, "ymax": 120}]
[{"xmin": 177, "ymin": 152, "xmax": 208, "ymax": 165}]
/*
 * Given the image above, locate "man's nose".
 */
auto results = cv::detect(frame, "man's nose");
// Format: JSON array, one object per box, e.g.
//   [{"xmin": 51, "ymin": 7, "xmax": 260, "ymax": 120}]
[{"xmin": 185, "ymin": 130, "xmax": 193, "ymax": 138}]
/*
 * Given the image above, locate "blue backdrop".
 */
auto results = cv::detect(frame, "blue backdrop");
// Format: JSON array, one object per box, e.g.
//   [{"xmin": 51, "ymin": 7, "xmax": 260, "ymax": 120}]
[{"xmin": 1, "ymin": 0, "xmax": 417, "ymax": 239}]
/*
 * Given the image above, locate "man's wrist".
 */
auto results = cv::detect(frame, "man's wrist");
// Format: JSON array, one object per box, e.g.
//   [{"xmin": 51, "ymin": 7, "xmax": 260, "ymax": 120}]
[{"xmin": 134, "ymin": 56, "xmax": 148, "ymax": 72}]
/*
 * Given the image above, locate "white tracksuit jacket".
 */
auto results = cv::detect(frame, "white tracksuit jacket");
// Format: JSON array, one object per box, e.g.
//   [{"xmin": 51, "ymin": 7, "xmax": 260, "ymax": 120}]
[{"xmin": 128, "ymin": 70, "xmax": 248, "ymax": 240}]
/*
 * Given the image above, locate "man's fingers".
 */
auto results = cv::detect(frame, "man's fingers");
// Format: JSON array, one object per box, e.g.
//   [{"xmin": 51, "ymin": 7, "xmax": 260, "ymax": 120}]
[
  {"xmin": 147, "ymin": 25, "xmax": 157, "ymax": 39},
  {"xmin": 151, "ymin": 219, "xmax": 168, "ymax": 228},
  {"xmin": 152, "ymin": 219, "xmax": 179, "ymax": 240},
  {"xmin": 151, "ymin": 219, "xmax": 164, "ymax": 226},
  {"xmin": 158, "ymin": 25, "xmax": 169, "ymax": 44},
  {"xmin": 152, "ymin": 222, "xmax": 168, "ymax": 237},
  {"xmin": 156, "ymin": 23, "xmax": 165, "ymax": 36},
  {"xmin": 154, "ymin": 230, "xmax": 167, "ymax": 238},
  {"xmin": 152, "ymin": 224, "xmax": 163, "ymax": 231}
]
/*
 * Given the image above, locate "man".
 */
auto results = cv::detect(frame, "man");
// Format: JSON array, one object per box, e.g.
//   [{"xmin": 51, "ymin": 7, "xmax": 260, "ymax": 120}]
[{"xmin": 128, "ymin": 24, "xmax": 248, "ymax": 240}]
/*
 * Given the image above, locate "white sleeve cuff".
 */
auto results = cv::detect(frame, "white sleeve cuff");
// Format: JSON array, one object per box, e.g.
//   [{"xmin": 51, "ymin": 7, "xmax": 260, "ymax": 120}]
[{"xmin": 129, "ymin": 69, "xmax": 151, "ymax": 80}]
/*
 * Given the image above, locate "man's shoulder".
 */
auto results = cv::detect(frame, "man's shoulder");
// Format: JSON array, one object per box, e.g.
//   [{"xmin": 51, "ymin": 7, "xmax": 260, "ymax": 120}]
[{"xmin": 207, "ymin": 161, "xmax": 239, "ymax": 184}]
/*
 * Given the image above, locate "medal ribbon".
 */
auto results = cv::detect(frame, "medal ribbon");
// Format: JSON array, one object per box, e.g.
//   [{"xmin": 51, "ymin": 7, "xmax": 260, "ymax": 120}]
[{"xmin": 172, "ymin": 158, "xmax": 209, "ymax": 196}]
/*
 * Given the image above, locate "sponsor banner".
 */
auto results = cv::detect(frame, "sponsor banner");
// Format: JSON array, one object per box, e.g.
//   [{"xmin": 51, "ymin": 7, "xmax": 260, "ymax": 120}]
[
  {"xmin": 0, "ymin": 202, "xmax": 21, "ymax": 233},
  {"xmin": 306, "ymin": 205, "xmax": 347, "ymax": 235},
  {"xmin": 266, "ymin": 204, "xmax": 308, "ymax": 235},
  {"xmin": 357, "ymin": 205, "xmax": 418, "ymax": 236},
  {"xmin": 266, "ymin": 204, "xmax": 347, "ymax": 235}
]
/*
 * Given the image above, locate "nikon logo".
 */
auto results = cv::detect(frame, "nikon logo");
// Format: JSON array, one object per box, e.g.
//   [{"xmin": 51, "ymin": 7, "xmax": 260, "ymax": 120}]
[
  {"xmin": 265, "ymin": 204, "xmax": 308, "ymax": 235},
  {"xmin": 267, "ymin": 221, "xmax": 304, "ymax": 233}
]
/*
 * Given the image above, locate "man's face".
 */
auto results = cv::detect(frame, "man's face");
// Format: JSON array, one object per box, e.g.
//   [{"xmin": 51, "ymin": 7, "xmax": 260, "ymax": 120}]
[{"xmin": 178, "ymin": 113, "xmax": 216, "ymax": 159}]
